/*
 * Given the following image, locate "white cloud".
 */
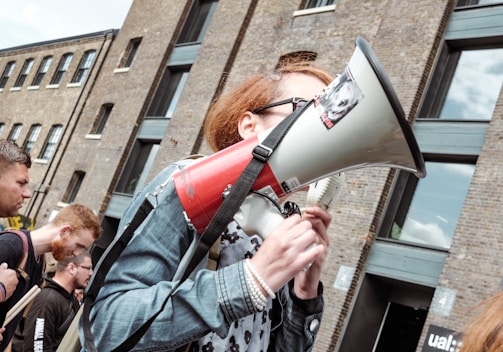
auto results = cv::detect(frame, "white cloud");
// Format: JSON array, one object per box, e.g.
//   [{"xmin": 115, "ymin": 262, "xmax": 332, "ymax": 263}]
[
  {"xmin": 399, "ymin": 218, "xmax": 452, "ymax": 249},
  {"xmin": 0, "ymin": 0, "xmax": 134, "ymax": 49}
]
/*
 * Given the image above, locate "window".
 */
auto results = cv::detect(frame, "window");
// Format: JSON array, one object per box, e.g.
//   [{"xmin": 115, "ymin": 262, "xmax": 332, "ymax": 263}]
[
  {"xmin": 381, "ymin": 20, "xmax": 502, "ymax": 249},
  {"xmin": 379, "ymin": 161, "xmax": 475, "ymax": 249},
  {"xmin": 62, "ymin": 171, "xmax": 85, "ymax": 203},
  {"xmin": 120, "ymin": 38, "xmax": 142, "ymax": 68},
  {"xmin": 50, "ymin": 53, "xmax": 73, "ymax": 85},
  {"xmin": 23, "ymin": 124, "xmax": 42, "ymax": 154},
  {"xmin": 13, "ymin": 58, "xmax": 34, "ymax": 88},
  {"xmin": 177, "ymin": 0, "xmax": 218, "ymax": 44},
  {"xmin": 115, "ymin": 141, "xmax": 160, "ymax": 195},
  {"xmin": 0, "ymin": 61, "xmax": 15, "ymax": 89},
  {"xmin": 7, "ymin": 124, "xmax": 22, "ymax": 143},
  {"xmin": 71, "ymin": 50, "xmax": 96, "ymax": 84},
  {"xmin": 420, "ymin": 47, "xmax": 503, "ymax": 120},
  {"xmin": 31, "ymin": 56, "xmax": 53, "ymax": 86},
  {"xmin": 147, "ymin": 68, "xmax": 190, "ymax": 118},
  {"xmin": 38, "ymin": 124, "xmax": 62, "ymax": 160},
  {"xmin": 91, "ymin": 104, "xmax": 113, "ymax": 134},
  {"xmin": 305, "ymin": 0, "xmax": 337, "ymax": 8},
  {"xmin": 457, "ymin": 0, "xmax": 503, "ymax": 7}
]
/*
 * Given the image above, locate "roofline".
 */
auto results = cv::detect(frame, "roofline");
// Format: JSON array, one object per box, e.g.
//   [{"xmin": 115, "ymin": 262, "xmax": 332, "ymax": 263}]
[{"xmin": 0, "ymin": 29, "xmax": 119, "ymax": 53}]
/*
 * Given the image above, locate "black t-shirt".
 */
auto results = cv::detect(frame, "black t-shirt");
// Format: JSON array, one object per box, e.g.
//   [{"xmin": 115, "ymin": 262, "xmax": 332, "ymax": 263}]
[{"xmin": 0, "ymin": 231, "xmax": 44, "ymax": 350}]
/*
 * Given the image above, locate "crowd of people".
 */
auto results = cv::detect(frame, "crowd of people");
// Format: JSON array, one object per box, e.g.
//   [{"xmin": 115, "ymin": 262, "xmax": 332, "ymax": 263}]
[{"xmin": 0, "ymin": 139, "xmax": 102, "ymax": 351}]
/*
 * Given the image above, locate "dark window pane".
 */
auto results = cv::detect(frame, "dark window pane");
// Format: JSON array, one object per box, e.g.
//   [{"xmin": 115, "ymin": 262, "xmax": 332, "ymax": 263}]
[
  {"xmin": 115, "ymin": 142, "xmax": 160, "ymax": 195},
  {"xmin": 0, "ymin": 61, "xmax": 16, "ymax": 89},
  {"xmin": 305, "ymin": 0, "xmax": 337, "ymax": 8},
  {"xmin": 39, "ymin": 125, "xmax": 62, "ymax": 160},
  {"xmin": 147, "ymin": 69, "xmax": 189, "ymax": 118},
  {"xmin": 177, "ymin": 0, "xmax": 217, "ymax": 44},
  {"xmin": 50, "ymin": 53, "xmax": 73, "ymax": 85},
  {"xmin": 31, "ymin": 56, "xmax": 53, "ymax": 86},
  {"xmin": 23, "ymin": 124, "xmax": 41, "ymax": 154}
]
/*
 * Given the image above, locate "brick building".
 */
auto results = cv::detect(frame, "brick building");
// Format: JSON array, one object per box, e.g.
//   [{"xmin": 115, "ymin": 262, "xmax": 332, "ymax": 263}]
[{"xmin": 1, "ymin": 0, "xmax": 502, "ymax": 351}]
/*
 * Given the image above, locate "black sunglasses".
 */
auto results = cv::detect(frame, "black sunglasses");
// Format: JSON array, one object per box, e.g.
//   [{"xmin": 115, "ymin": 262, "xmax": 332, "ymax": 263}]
[{"xmin": 252, "ymin": 97, "xmax": 310, "ymax": 114}]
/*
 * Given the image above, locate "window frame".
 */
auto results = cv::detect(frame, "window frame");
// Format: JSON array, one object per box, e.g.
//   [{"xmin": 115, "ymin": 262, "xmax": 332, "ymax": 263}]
[
  {"xmin": 50, "ymin": 53, "xmax": 73, "ymax": 85},
  {"xmin": 13, "ymin": 58, "xmax": 34, "ymax": 88},
  {"xmin": 0, "ymin": 61, "xmax": 16, "ymax": 89},
  {"xmin": 91, "ymin": 103, "xmax": 114, "ymax": 135},
  {"xmin": 304, "ymin": 0, "xmax": 337, "ymax": 9},
  {"xmin": 31, "ymin": 56, "xmax": 53, "ymax": 87},
  {"xmin": 147, "ymin": 67, "xmax": 190, "ymax": 118},
  {"xmin": 114, "ymin": 140, "xmax": 160, "ymax": 195},
  {"xmin": 71, "ymin": 50, "xmax": 96, "ymax": 84},
  {"xmin": 377, "ymin": 155, "xmax": 477, "ymax": 250},
  {"xmin": 38, "ymin": 124, "xmax": 63, "ymax": 160},
  {"xmin": 177, "ymin": 0, "xmax": 218, "ymax": 45},
  {"xmin": 62, "ymin": 170, "xmax": 86, "ymax": 204},
  {"xmin": 7, "ymin": 123, "xmax": 23, "ymax": 143},
  {"xmin": 418, "ymin": 43, "xmax": 503, "ymax": 121},
  {"xmin": 23, "ymin": 124, "xmax": 42, "ymax": 154},
  {"xmin": 120, "ymin": 38, "xmax": 142, "ymax": 68}
]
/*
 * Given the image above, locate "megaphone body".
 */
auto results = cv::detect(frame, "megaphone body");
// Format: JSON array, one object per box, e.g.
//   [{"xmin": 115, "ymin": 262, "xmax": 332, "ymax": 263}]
[{"xmin": 174, "ymin": 36, "xmax": 426, "ymax": 235}]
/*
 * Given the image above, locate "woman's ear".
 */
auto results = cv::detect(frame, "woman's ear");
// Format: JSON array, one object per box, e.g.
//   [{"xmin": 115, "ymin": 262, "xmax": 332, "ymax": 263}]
[{"xmin": 238, "ymin": 111, "xmax": 258, "ymax": 140}]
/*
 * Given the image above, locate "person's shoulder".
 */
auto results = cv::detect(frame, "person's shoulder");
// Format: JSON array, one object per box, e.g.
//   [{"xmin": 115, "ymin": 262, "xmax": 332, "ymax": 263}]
[
  {"xmin": 0, "ymin": 230, "xmax": 26, "ymax": 247},
  {"xmin": 38, "ymin": 282, "xmax": 70, "ymax": 303}
]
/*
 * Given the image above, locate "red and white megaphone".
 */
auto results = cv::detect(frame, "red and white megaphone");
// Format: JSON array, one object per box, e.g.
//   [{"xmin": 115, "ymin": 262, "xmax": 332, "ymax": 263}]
[{"xmin": 174, "ymin": 36, "xmax": 426, "ymax": 235}]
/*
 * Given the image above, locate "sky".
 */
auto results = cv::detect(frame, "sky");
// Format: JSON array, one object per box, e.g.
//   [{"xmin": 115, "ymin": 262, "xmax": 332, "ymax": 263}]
[{"xmin": 0, "ymin": 0, "xmax": 134, "ymax": 50}]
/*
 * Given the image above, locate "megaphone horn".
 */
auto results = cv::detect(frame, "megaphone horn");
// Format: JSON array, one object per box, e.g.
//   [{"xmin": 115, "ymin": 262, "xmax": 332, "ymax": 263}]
[{"xmin": 174, "ymin": 35, "xmax": 426, "ymax": 234}]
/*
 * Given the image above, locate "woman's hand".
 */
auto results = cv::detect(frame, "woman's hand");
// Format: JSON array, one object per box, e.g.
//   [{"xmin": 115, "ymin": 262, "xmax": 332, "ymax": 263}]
[{"xmin": 249, "ymin": 206, "xmax": 331, "ymax": 296}]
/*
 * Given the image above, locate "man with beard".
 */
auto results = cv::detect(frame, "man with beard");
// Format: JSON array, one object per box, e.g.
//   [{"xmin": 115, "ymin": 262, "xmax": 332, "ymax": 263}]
[
  {"xmin": 12, "ymin": 250, "xmax": 92, "ymax": 352},
  {"xmin": 0, "ymin": 204, "xmax": 101, "ymax": 351}
]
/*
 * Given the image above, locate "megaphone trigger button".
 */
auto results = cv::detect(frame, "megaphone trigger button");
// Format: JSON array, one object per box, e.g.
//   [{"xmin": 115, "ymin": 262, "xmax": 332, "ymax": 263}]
[{"xmin": 282, "ymin": 201, "xmax": 301, "ymax": 217}]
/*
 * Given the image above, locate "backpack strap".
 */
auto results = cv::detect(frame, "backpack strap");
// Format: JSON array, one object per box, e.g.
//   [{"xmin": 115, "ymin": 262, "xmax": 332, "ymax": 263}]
[{"xmin": 1, "ymin": 230, "xmax": 29, "ymax": 280}]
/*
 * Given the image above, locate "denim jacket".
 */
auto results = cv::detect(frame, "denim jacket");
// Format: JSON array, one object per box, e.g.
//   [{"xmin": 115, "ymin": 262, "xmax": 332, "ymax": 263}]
[{"xmin": 80, "ymin": 160, "xmax": 324, "ymax": 351}]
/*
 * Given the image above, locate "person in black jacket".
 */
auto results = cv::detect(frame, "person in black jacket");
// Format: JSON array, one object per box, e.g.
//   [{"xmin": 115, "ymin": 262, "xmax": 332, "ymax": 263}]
[{"xmin": 12, "ymin": 250, "xmax": 92, "ymax": 352}]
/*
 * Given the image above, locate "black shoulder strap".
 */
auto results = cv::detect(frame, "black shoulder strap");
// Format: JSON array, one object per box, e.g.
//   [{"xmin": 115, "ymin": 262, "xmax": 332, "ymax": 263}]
[
  {"xmin": 82, "ymin": 198, "xmax": 154, "ymax": 351},
  {"xmin": 1, "ymin": 230, "xmax": 30, "ymax": 280},
  {"xmin": 84, "ymin": 105, "xmax": 307, "ymax": 352}
]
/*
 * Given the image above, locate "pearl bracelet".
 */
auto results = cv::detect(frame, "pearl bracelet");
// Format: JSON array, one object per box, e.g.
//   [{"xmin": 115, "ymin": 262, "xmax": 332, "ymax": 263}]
[
  {"xmin": 244, "ymin": 263, "xmax": 267, "ymax": 311},
  {"xmin": 245, "ymin": 258, "xmax": 276, "ymax": 299}
]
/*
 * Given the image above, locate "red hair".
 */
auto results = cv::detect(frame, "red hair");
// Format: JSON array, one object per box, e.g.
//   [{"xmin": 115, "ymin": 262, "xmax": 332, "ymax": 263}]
[
  {"xmin": 204, "ymin": 63, "xmax": 333, "ymax": 152},
  {"xmin": 460, "ymin": 290, "xmax": 503, "ymax": 352}
]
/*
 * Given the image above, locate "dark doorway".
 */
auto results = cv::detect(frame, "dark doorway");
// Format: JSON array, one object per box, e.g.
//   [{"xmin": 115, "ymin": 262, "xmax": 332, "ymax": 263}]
[
  {"xmin": 374, "ymin": 302, "xmax": 428, "ymax": 352},
  {"xmin": 338, "ymin": 274, "xmax": 434, "ymax": 352}
]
